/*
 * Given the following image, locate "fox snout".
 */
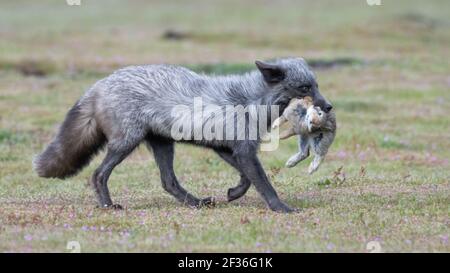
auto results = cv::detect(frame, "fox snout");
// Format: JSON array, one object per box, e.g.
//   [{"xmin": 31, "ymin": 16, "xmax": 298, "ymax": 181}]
[
  {"xmin": 312, "ymin": 92, "xmax": 332, "ymax": 113},
  {"xmin": 314, "ymin": 100, "xmax": 333, "ymax": 113}
]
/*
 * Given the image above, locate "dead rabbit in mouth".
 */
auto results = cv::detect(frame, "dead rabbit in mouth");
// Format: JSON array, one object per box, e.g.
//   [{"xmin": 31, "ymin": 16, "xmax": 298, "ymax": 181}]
[{"xmin": 272, "ymin": 96, "xmax": 336, "ymax": 174}]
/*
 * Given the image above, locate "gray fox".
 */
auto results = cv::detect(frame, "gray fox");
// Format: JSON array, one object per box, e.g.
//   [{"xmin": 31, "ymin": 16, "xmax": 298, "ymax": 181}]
[{"xmin": 33, "ymin": 58, "xmax": 332, "ymax": 213}]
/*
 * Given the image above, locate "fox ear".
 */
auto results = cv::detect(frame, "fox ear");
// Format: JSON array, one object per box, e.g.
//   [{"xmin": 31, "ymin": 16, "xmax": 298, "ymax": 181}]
[{"xmin": 255, "ymin": 60, "xmax": 285, "ymax": 84}]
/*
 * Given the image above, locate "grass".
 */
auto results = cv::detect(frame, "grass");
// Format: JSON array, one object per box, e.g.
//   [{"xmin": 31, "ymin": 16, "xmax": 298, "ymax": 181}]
[{"xmin": 0, "ymin": 0, "xmax": 449, "ymax": 252}]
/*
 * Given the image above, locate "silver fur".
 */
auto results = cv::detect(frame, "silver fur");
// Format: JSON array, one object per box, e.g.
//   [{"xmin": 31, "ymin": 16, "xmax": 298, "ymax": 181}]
[{"xmin": 33, "ymin": 57, "xmax": 332, "ymax": 212}]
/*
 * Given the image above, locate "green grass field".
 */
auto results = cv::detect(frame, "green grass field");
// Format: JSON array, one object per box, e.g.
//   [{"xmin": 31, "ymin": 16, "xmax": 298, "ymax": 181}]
[{"xmin": 0, "ymin": 0, "xmax": 449, "ymax": 252}]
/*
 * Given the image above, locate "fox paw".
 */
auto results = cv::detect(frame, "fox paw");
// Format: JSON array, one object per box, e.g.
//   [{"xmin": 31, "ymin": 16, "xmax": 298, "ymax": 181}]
[
  {"xmin": 197, "ymin": 197, "xmax": 216, "ymax": 208},
  {"xmin": 98, "ymin": 203, "xmax": 123, "ymax": 210}
]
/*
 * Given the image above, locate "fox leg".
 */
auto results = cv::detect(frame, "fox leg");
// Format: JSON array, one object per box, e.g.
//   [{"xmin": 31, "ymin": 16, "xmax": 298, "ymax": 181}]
[
  {"xmin": 233, "ymin": 141, "xmax": 294, "ymax": 213},
  {"xmin": 215, "ymin": 149, "xmax": 251, "ymax": 202},
  {"xmin": 146, "ymin": 137, "xmax": 214, "ymax": 208},
  {"xmin": 91, "ymin": 143, "xmax": 137, "ymax": 209}
]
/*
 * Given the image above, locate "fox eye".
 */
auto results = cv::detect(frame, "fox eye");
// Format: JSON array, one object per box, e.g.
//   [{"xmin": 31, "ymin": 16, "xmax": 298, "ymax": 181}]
[{"xmin": 298, "ymin": 84, "xmax": 311, "ymax": 93}]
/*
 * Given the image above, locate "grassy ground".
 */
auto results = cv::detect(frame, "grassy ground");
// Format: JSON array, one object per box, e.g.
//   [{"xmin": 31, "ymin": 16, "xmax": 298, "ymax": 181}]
[{"xmin": 0, "ymin": 0, "xmax": 449, "ymax": 252}]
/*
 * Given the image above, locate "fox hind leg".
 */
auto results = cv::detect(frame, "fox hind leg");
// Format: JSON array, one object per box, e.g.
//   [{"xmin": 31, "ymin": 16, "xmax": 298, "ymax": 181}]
[
  {"xmin": 91, "ymin": 143, "xmax": 138, "ymax": 209},
  {"xmin": 215, "ymin": 149, "xmax": 251, "ymax": 202},
  {"xmin": 146, "ymin": 136, "xmax": 214, "ymax": 208}
]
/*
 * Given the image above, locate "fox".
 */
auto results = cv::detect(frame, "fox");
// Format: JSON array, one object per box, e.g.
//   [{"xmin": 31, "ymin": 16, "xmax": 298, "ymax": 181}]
[
  {"xmin": 33, "ymin": 57, "xmax": 332, "ymax": 213},
  {"xmin": 271, "ymin": 96, "xmax": 337, "ymax": 173}
]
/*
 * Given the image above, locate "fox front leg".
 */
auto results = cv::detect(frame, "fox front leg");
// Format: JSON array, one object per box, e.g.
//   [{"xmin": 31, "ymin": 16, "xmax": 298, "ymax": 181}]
[{"xmin": 233, "ymin": 143, "xmax": 295, "ymax": 213}]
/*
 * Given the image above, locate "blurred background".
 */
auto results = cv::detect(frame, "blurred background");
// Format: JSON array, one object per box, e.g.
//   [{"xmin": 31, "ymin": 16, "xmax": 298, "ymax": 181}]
[
  {"xmin": 1, "ymin": 0, "xmax": 449, "ymax": 71},
  {"xmin": 0, "ymin": 0, "xmax": 449, "ymax": 252}
]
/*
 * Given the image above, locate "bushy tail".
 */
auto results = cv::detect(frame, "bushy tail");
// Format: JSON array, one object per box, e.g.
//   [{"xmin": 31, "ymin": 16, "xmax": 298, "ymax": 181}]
[{"xmin": 33, "ymin": 98, "xmax": 106, "ymax": 179}]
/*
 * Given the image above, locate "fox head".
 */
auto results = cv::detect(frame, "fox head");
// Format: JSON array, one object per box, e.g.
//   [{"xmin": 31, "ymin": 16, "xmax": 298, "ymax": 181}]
[{"xmin": 255, "ymin": 58, "xmax": 333, "ymax": 113}]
